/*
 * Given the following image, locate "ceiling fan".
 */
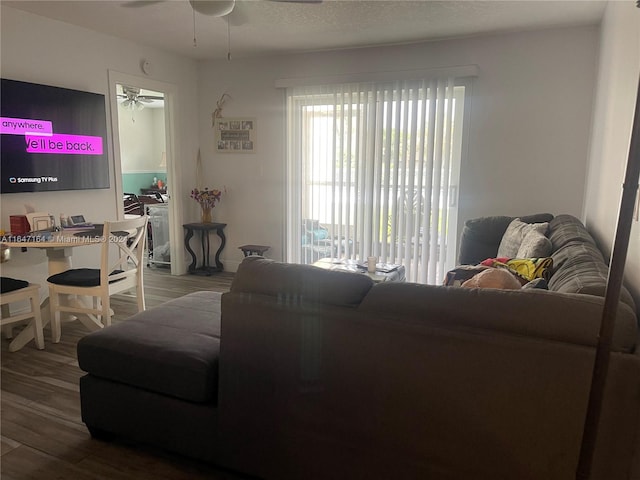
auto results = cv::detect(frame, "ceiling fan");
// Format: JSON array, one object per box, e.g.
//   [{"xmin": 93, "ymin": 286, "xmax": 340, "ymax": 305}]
[
  {"xmin": 118, "ymin": 86, "xmax": 164, "ymax": 110},
  {"xmin": 122, "ymin": 0, "xmax": 322, "ymax": 59},
  {"xmin": 122, "ymin": 0, "xmax": 322, "ymax": 18}
]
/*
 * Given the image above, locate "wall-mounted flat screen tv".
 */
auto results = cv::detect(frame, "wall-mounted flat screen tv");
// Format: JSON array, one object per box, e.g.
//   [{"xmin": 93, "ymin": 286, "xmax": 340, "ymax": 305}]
[{"xmin": 1, "ymin": 78, "xmax": 109, "ymax": 193}]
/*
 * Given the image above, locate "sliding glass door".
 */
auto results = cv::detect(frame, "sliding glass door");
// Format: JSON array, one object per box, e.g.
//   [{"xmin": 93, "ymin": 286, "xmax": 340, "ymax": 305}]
[{"xmin": 286, "ymin": 77, "xmax": 467, "ymax": 284}]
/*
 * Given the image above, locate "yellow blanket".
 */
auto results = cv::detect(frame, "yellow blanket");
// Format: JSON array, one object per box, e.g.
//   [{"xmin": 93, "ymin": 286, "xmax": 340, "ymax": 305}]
[{"xmin": 480, "ymin": 257, "xmax": 553, "ymax": 283}]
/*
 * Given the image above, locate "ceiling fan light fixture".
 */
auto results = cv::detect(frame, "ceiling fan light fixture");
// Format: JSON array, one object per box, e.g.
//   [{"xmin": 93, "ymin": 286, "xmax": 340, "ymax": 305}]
[{"xmin": 189, "ymin": 0, "xmax": 235, "ymax": 17}]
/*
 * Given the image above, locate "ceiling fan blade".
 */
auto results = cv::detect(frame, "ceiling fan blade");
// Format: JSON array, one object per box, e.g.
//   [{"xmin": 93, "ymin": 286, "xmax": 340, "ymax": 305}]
[
  {"xmin": 267, "ymin": 0, "xmax": 323, "ymax": 3},
  {"xmin": 138, "ymin": 98, "xmax": 154, "ymax": 103},
  {"xmin": 121, "ymin": 1, "xmax": 166, "ymax": 8},
  {"xmin": 138, "ymin": 95, "xmax": 164, "ymax": 101}
]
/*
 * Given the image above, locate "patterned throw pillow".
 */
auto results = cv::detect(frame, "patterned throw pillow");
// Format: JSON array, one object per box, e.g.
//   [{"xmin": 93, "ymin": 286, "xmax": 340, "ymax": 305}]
[{"xmin": 497, "ymin": 218, "xmax": 549, "ymax": 258}]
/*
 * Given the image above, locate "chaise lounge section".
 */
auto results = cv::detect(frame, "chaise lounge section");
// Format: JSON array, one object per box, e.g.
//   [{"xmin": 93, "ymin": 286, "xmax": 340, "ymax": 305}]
[{"xmin": 77, "ymin": 291, "xmax": 226, "ymax": 462}]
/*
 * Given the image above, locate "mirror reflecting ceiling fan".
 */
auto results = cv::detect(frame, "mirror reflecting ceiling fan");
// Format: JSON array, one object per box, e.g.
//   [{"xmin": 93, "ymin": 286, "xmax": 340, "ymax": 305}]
[{"xmin": 118, "ymin": 86, "xmax": 164, "ymax": 111}]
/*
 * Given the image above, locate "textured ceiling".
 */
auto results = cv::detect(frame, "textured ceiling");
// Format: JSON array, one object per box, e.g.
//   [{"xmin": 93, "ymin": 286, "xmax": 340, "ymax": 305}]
[{"xmin": 4, "ymin": 0, "xmax": 606, "ymax": 61}]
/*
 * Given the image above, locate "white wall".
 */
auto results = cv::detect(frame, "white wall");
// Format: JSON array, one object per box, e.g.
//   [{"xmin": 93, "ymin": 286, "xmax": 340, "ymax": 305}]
[
  {"xmin": 198, "ymin": 25, "xmax": 599, "ymax": 271},
  {"xmin": 0, "ymin": 5, "xmax": 199, "ymax": 286},
  {"xmin": 118, "ymin": 106, "xmax": 166, "ymax": 173},
  {"xmin": 584, "ymin": 1, "xmax": 640, "ymax": 302},
  {"xmin": 152, "ymin": 109, "xmax": 167, "ymax": 172}
]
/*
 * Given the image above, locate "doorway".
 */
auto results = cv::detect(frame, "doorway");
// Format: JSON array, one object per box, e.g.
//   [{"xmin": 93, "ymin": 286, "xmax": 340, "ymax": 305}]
[
  {"xmin": 116, "ymin": 83, "xmax": 169, "ymax": 269},
  {"xmin": 108, "ymin": 71, "xmax": 184, "ymax": 275}
]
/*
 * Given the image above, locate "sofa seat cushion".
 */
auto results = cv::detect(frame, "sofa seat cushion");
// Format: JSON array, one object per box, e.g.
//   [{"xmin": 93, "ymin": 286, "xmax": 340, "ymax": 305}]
[{"xmin": 77, "ymin": 291, "xmax": 222, "ymax": 403}]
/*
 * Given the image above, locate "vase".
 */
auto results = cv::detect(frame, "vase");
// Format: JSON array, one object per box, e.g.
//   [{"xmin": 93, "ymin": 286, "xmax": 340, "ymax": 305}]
[{"xmin": 201, "ymin": 206, "xmax": 212, "ymax": 223}]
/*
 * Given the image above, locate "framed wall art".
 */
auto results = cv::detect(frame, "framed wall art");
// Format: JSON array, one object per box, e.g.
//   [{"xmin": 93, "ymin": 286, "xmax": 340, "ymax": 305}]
[{"xmin": 214, "ymin": 118, "xmax": 256, "ymax": 153}]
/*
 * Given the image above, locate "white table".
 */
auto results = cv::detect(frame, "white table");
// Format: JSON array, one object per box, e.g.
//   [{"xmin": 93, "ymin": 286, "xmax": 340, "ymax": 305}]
[{"xmin": 1, "ymin": 230, "xmax": 102, "ymax": 351}]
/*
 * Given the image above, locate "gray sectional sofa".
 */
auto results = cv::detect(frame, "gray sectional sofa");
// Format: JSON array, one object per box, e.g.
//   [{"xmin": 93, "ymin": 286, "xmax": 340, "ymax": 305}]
[
  {"xmin": 458, "ymin": 213, "xmax": 636, "ymax": 309},
  {"xmin": 77, "ymin": 214, "xmax": 640, "ymax": 480}
]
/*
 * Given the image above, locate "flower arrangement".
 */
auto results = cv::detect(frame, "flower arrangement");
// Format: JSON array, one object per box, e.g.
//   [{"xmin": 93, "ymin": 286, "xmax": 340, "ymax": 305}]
[{"xmin": 190, "ymin": 187, "xmax": 222, "ymax": 209}]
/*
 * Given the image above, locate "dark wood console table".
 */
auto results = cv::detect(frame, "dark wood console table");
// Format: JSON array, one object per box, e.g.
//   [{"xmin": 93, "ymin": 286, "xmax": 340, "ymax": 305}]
[{"xmin": 183, "ymin": 222, "xmax": 227, "ymax": 275}]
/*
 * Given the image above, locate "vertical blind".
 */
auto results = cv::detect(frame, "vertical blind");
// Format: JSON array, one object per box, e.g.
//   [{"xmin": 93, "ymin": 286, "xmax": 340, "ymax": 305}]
[{"xmin": 286, "ymin": 77, "xmax": 466, "ymax": 284}]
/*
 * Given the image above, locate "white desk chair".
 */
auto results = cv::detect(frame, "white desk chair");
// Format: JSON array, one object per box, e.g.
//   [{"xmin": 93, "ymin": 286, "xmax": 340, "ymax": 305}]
[
  {"xmin": 47, "ymin": 216, "xmax": 148, "ymax": 342},
  {"xmin": 1, "ymin": 278, "xmax": 44, "ymax": 351}
]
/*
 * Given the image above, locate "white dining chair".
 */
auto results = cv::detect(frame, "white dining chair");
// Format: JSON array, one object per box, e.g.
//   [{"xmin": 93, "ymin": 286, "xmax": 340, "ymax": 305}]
[
  {"xmin": 1, "ymin": 278, "xmax": 44, "ymax": 351},
  {"xmin": 47, "ymin": 216, "xmax": 148, "ymax": 342}
]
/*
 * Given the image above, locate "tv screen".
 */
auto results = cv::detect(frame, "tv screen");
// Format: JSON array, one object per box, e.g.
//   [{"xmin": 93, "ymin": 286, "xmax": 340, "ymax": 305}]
[{"xmin": 1, "ymin": 78, "xmax": 110, "ymax": 193}]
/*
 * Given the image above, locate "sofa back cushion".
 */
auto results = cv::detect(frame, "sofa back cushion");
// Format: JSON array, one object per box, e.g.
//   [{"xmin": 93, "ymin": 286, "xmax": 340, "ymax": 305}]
[
  {"xmin": 548, "ymin": 214, "xmax": 599, "ymax": 252},
  {"xmin": 548, "ymin": 215, "xmax": 636, "ymax": 311},
  {"xmin": 358, "ymin": 282, "xmax": 638, "ymax": 352},
  {"xmin": 232, "ymin": 257, "xmax": 373, "ymax": 307}
]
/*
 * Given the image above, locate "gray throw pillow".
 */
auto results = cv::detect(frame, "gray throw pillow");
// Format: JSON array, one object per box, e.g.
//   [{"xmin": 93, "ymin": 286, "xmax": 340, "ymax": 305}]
[
  {"xmin": 497, "ymin": 219, "xmax": 549, "ymax": 258},
  {"xmin": 517, "ymin": 229, "xmax": 553, "ymax": 258}
]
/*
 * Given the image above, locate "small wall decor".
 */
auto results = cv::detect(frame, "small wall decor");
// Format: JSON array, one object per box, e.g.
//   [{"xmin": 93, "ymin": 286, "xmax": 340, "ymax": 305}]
[
  {"xmin": 214, "ymin": 117, "xmax": 256, "ymax": 153},
  {"xmin": 212, "ymin": 93, "xmax": 231, "ymax": 123}
]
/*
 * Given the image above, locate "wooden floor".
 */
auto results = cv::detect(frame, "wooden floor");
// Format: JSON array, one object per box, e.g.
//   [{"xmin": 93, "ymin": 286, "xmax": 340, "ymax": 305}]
[{"xmin": 0, "ymin": 268, "xmax": 254, "ymax": 480}]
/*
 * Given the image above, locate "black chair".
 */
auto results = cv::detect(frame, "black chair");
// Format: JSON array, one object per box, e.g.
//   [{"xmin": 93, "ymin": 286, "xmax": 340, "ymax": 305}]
[
  {"xmin": 123, "ymin": 193, "xmax": 144, "ymax": 216},
  {"xmin": 1, "ymin": 277, "xmax": 44, "ymax": 351}
]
